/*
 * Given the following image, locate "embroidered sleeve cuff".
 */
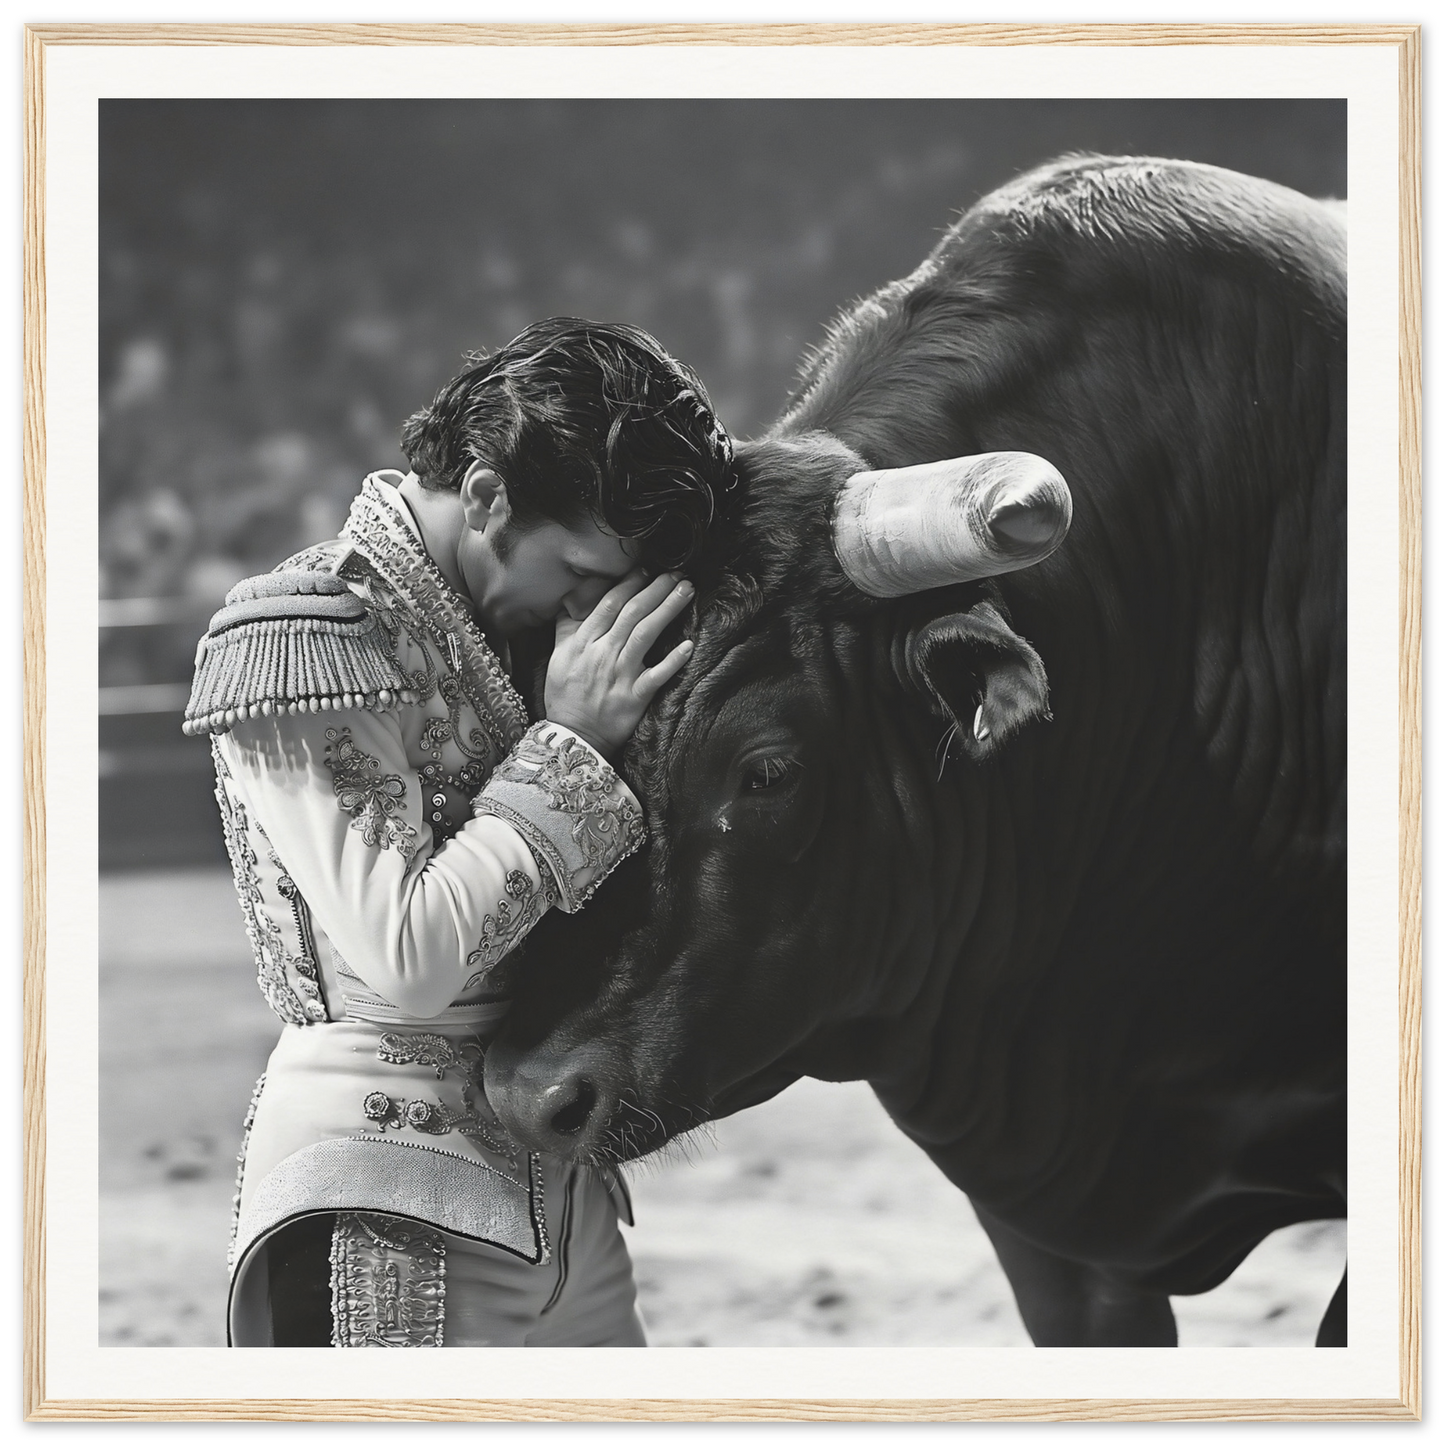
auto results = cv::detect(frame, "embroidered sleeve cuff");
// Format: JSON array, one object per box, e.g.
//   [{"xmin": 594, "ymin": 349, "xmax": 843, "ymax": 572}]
[{"xmin": 471, "ymin": 722, "xmax": 647, "ymax": 913}]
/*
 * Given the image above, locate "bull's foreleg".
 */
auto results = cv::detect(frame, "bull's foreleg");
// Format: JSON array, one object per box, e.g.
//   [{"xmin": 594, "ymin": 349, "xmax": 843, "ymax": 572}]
[
  {"xmin": 974, "ymin": 1206, "xmax": 1177, "ymax": 1346},
  {"xmin": 1315, "ymin": 1267, "xmax": 1346, "ymax": 1346}
]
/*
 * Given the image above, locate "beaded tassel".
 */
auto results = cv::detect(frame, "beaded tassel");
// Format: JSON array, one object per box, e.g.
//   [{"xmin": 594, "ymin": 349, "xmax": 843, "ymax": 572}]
[{"xmin": 183, "ymin": 612, "xmax": 418, "ymax": 736}]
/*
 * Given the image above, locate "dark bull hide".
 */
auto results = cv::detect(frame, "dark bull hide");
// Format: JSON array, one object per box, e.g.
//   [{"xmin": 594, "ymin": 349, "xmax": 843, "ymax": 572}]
[{"xmin": 487, "ymin": 155, "xmax": 1347, "ymax": 1346}]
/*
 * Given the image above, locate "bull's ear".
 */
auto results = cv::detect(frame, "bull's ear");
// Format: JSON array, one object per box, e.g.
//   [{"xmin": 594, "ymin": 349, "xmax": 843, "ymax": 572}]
[{"xmin": 901, "ymin": 600, "xmax": 1051, "ymax": 762}]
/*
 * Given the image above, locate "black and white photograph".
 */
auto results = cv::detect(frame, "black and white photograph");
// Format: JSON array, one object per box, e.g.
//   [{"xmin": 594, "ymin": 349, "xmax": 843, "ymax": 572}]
[{"xmin": 93, "ymin": 89, "xmax": 1358, "ymax": 1358}]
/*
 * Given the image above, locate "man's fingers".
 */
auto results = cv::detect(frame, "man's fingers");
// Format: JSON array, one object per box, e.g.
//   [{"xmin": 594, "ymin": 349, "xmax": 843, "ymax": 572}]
[
  {"xmin": 576, "ymin": 569, "xmax": 651, "ymax": 640},
  {"xmin": 632, "ymin": 638, "xmax": 695, "ymax": 701},
  {"xmin": 603, "ymin": 572, "xmax": 687, "ymax": 645},
  {"xmin": 618, "ymin": 577, "xmax": 695, "ymax": 668}
]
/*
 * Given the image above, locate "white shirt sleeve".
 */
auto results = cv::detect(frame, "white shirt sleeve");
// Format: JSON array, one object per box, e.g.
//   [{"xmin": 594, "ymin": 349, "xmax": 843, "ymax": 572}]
[{"xmin": 218, "ymin": 708, "xmax": 644, "ymax": 1020}]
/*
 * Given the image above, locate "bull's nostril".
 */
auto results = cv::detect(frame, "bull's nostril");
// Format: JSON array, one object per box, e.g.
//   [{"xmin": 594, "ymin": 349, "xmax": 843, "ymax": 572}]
[{"xmin": 549, "ymin": 1079, "xmax": 597, "ymax": 1137}]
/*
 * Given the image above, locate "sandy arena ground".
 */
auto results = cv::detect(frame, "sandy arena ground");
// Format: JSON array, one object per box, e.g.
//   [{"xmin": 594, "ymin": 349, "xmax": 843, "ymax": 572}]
[{"xmin": 99, "ymin": 869, "xmax": 1344, "ymax": 1348}]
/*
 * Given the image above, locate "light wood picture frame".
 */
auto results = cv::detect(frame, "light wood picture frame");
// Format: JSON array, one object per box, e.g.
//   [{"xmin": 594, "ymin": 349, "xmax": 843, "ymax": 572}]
[{"xmin": 23, "ymin": 21, "xmax": 1420, "ymax": 1423}]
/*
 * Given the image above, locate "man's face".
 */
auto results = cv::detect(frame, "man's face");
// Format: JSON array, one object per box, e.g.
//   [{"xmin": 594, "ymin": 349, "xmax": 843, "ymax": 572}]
[{"xmin": 460, "ymin": 509, "xmax": 642, "ymax": 638}]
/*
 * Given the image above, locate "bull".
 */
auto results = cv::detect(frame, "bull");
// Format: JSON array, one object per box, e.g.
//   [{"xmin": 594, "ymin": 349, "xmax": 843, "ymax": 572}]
[{"xmin": 486, "ymin": 155, "xmax": 1347, "ymax": 1347}]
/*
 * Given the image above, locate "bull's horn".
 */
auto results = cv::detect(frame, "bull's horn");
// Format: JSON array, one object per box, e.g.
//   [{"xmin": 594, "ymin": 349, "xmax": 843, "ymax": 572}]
[{"xmin": 832, "ymin": 452, "xmax": 1072, "ymax": 598}]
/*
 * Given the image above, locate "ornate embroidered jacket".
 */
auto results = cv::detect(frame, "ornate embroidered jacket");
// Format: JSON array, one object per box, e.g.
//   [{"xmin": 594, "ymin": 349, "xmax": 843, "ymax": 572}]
[{"xmin": 196, "ymin": 474, "xmax": 645, "ymax": 1342}]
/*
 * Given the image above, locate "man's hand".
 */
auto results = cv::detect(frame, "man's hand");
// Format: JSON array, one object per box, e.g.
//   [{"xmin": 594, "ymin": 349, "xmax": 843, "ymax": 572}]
[{"xmin": 544, "ymin": 570, "xmax": 695, "ymax": 761}]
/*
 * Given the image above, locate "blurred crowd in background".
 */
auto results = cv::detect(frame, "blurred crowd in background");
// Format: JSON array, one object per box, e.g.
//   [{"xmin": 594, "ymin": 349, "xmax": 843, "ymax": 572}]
[{"xmin": 98, "ymin": 98, "xmax": 1344, "ymax": 864}]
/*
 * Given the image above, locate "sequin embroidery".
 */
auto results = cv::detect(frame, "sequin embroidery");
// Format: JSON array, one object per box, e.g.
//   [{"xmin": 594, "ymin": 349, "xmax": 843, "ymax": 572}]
[
  {"xmin": 493, "ymin": 725, "xmax": 647, "ymax": 878},
  {"xmin": 367, "ymin": 1033, "xmax": 521, "ymax": 1167},
  {"xmin": 330, "ymin": 1213, "xmax": 445, "ymax": 1347},
  {"xmin": 462, "ymin": 868, "xmax": 549, "ymax": 989},
  {"xmin": 324, "ymin": 725, "xmax": 419, "ymax": 861},
  {"xmin": 213, "ymin": 749, "xmax": 325, "ymax": 1025},
  {"xmin": 341, "ymin": 477, "xmax": 529, "ymax": 759}
]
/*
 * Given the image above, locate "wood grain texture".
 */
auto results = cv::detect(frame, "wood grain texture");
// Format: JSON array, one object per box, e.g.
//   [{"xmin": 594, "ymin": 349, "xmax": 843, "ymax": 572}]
[
  {"xmin": 1395, "ymin": 24, "xmax": 1423, "ymax": 1425},
  {"xmin": 22, "ymin": 20, "xmax": 47, "ymax": 1426},
  {"xmin": 22, "ymin": 19, "xmax": 1422, "ymax": 1424},
  {"xmin": 18, "ymin": 21, "xmax": 1426, "ymax": 47},
  {"xmin": 21, "ymin": 1397, "xmax": 1426, "ymax": 1423}
]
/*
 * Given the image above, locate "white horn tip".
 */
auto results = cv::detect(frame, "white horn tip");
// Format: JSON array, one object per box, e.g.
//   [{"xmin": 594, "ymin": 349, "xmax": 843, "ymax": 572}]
[
  {"xmin": 990, "ymin": 495, "xmax": 1060, "ymax": 548},
  {"xmin": 984, "ymin": 458, "xmax": 1073, "ymax": 555},
  {"xmin": 832, "ymin": 451, "xmax": 1073, "ymax": 597}
]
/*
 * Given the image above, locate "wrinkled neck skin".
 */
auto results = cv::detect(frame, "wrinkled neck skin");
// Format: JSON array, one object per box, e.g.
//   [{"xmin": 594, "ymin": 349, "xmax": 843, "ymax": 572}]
[
  {"xmin": 616, "ymin": 603, "xmax": 1086, "ymax": 1180},
  {"xmin": 764, "ymin": 607, "xmax": 1099, "ymax": 1202},
  {"xmin": 794, "ymin": 568, "xmax": 1341, "ymax": 1288},
  {"xmin": 777, "ymin": 652, "xmax": 1025, "ymax": 1092}
]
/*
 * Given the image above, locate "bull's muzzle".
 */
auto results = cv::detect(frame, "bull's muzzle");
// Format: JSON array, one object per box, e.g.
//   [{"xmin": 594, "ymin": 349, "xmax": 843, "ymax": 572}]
[{"xmin": 484, "ymin": 1039, "xmax": 617, "ymax": 1161}]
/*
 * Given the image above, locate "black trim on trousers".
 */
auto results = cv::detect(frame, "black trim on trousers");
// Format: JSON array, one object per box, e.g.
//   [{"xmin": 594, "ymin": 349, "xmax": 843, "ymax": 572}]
[{"xmin": 539, "ymin": 1169, "xmax": 576, "ymax": 1316}]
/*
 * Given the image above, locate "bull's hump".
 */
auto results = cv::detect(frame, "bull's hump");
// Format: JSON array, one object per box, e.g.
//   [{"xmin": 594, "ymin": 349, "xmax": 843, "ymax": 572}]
[{"xmin": 780, "ymin": 154, "xmax": 1343, "ymax": 451}]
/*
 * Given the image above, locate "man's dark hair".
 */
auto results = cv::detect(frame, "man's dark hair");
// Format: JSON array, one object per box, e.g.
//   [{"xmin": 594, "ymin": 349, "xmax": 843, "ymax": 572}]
[{"xmin": 400, "ymin": 318, "xmax": 737, "ymax": 572}]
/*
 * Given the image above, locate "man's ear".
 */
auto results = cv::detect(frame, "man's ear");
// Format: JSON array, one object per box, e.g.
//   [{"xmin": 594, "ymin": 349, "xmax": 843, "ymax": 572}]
[
  {"xmin": 900, "ymin": 599, "xmax": 1051, "ymax": 763},
  {"xmin": 460, "ymin": 463, "xmax": 507, "ymax": 531}
]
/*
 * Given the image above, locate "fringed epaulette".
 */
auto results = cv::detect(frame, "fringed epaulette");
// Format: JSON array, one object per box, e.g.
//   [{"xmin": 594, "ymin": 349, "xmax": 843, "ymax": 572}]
[{"xmin": 182, "ymin": 570, "xmax": 420, "ymax": 737}]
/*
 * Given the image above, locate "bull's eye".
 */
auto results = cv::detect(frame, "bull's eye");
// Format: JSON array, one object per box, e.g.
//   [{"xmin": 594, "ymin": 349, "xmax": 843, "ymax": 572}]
[{"xmin": 739, "ymin": 756, "xmax": 800, "ymax": 792}]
